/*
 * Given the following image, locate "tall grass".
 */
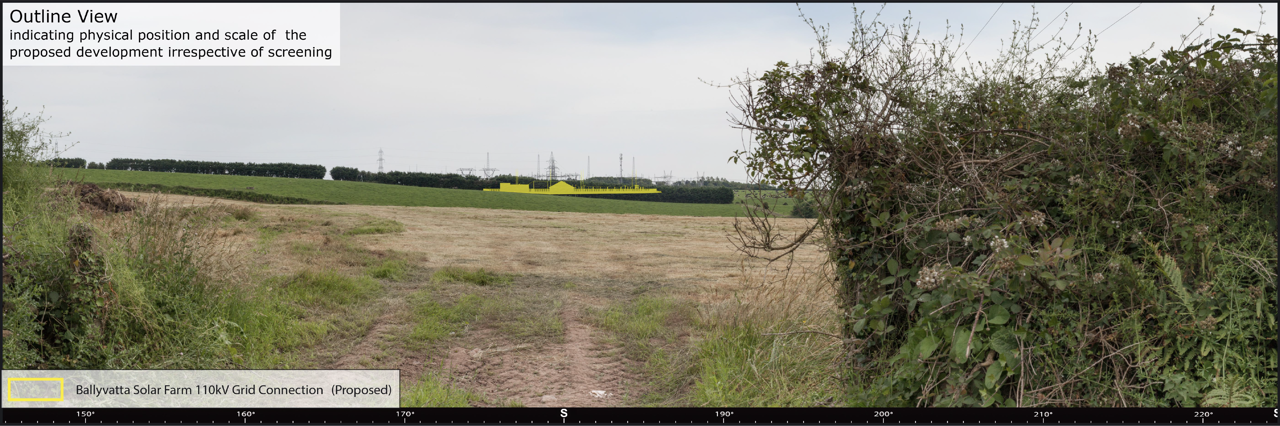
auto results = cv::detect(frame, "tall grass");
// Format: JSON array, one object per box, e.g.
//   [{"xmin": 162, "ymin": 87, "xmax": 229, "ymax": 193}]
[
  {"xmin": 401, "ymin": 371, "xmax": 481, "ymax": 407},
  {"xmin": 3, "ymin": 99, "xmax": 388, "ymax": 369}
]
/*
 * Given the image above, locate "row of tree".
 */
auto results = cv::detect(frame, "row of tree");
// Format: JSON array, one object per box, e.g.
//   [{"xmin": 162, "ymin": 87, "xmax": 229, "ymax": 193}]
[
  {"xmin": 668, "ymin": 176, "xmax": 777, "ymax": 190},
  {"xmin": 49, "ymin": 157, "xmax": 86, "ymax": 168},
  {"xmin": 329, "ymin": 166, "xmax": 735, "ymax": 204},
  {"xmin": 106, "ymin": 158, "xmax": 326, "ymax": 179},
  {"xmin": 569, "ymin": 186, "xmax": 733, "ymax": 204}
]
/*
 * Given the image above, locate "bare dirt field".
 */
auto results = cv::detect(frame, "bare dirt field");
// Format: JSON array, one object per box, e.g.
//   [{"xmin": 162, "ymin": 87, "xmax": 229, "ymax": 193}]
[{"xmin": 120, "ymin": 191, "xmax": 832, "ymax": 406}]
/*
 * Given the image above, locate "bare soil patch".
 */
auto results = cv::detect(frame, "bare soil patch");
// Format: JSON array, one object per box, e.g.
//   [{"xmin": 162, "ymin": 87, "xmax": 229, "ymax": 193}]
[{"xmin": 439, "ymin": 301, "xmax": 640, "ymax": 407}]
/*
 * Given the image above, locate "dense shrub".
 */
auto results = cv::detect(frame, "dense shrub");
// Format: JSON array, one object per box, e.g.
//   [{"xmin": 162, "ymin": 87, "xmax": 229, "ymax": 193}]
[
  {"xmin": 729, "ymin": 10, "xmax": 1275, "ymax": 407},
  {"xmin": 790, "ymin": 198, "xmax": 818, "ymax": 218}
]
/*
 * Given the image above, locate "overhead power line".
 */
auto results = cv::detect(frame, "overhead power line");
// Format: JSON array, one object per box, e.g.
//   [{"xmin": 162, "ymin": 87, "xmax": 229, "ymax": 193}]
[
  {"xmin": 960, "ymin": 3, "xmax": 1004, "ymax": 59},
  {"xmin": 1030, "ymin": 3, "xmax": 1073, "ymax": 43},
  {"xmin": 1063, "ymin": 3, "xmax": 1142, "ymax": 59},
  {"xmin": 1097, "ymin": 3, "xmax": 1142, "ymax": 37}
]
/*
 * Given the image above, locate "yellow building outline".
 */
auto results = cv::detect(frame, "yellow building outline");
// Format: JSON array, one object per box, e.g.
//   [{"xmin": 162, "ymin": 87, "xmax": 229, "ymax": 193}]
[
  {"xmin": 7, "ymin": 377, "xmax": 65, "ymax": 401},
  {"xmin": 483, "ymin": 181, "xmax": 660, "ymax": 195}
]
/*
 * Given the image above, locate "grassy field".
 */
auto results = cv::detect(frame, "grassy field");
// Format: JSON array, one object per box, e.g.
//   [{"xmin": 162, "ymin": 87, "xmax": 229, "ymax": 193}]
[
  {"xmin": 733, "ymin": 189, "xmax": 798, "ymax": 217},
  {"xmin": 56, "ymin": 169, "xmax": 754, "ymax": 217}
]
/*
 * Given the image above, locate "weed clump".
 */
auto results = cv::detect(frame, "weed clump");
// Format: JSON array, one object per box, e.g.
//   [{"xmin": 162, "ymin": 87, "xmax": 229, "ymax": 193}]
[
  {"xmin": 347, "ymin": 219, "xmax": 404, "ymax": 235},
  {"xmin": 228, "ymin": 205, "xmax": 257, "ymax": 221},
  {"xmin": 400, "ymin": 372, "xmax": 481, "ymax": 407},
  {"xmin": 270, "ymin": 270, "xmax": 381, "ymax": 309},
  {"xmin": 431, "ymin": 266, "xmax": 511, "ymax": 286},
  {"xmin": 367, "ymin": 260, "xmax": 409, "ymax": 281}
]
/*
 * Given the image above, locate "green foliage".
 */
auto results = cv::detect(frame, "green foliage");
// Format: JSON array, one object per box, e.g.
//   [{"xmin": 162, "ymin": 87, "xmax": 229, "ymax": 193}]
[
  {"xmin": 729, "ymin": 8, "xmax": 1276, "ymax": 407},
  {"xmin": 2, "ymin": 99, "xmax": 65, "ymax": 200},
  {"xmin": 1, "ymin": 99, "xmax": 392, "ymax": 371},
  {"xmin": 50, "ymin": 157, "xmax": 86, "ymax": 168},
  {"xmin": 1200, "ymin": 375, "xmax": 1261, "ymax": 407},
  {"xmin": 4, "ymin": 194, "xmax": 248, "ymax": 368},
  {"xmin": 107, "ymin": 158, "xmax": 326, "ymax": 179}
]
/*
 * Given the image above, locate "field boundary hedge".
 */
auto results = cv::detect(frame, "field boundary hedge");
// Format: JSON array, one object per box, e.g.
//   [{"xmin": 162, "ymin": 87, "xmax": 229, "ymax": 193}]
[{"xmin": 97, "ymin": 182, "xmax": 344, "ymax": 205}]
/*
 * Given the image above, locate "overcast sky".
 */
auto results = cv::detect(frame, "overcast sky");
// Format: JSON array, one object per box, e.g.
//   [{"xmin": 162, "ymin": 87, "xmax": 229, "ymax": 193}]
[{"xmin": 4, "ymin": 3, "xmax": 1274, "ymax": 182}]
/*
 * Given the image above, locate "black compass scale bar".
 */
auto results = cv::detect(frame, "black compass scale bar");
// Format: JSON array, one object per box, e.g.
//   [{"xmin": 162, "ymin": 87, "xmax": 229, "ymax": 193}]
[{"xmin": 2, "ymin": 408, "xmax": 1277, "ymax": 424}]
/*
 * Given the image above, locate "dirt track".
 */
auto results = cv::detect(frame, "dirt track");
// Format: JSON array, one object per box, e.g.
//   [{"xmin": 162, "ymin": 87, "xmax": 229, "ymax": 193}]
[{"xmin": 121, "ymin": 191, "xmax": 827, "ymax": 406}]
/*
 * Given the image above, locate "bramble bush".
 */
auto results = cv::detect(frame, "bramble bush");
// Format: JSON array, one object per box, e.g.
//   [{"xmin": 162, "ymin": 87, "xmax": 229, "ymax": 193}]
[{"xmin": 729, "ymin": 6, "xmax": 1275, "ymax": 407}]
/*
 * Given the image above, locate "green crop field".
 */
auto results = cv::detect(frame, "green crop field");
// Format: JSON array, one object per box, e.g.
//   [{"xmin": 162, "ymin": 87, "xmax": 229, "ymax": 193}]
[{"xmin": 56, "ymin": 168, "xmax": 757, "ymax": 217}]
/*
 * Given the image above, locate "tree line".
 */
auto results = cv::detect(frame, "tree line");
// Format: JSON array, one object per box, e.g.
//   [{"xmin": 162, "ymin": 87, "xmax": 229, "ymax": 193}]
[
  {"xmin": 106, "ymin": 158, "xmax": 326, "ymax": 179},
  {"xmin": 49, "ymin": 157, "xmax": 86, "ymax": 168},
  {"xmin": 330, "ymin": 166, "xmax": 734, "ymax": 204}
]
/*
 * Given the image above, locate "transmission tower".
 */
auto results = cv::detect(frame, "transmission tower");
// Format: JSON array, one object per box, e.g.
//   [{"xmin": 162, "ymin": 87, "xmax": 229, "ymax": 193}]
[
  {"xmin": 546, "ymin": 152, "xmax": 560, "ymax": 182},
  {"xmin": 481, "ymin": 153, "xmax": 498, "ymax": 178},
  {"xmin": 457, "ymin": 168, "xmax": 475, "ymax": 176},
  {"xmin": 378, "ymin": 148, "xmax": 384, "ymax": 173},
  {"xmin": 619, "ymin": 154, "xmax": 624, "ymax": 185}
]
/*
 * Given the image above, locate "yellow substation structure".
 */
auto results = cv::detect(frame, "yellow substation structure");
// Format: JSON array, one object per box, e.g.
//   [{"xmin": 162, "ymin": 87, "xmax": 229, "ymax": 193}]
[{"xmin": 483, "ymin": 181, "xmax": 660, "ymax": 195}]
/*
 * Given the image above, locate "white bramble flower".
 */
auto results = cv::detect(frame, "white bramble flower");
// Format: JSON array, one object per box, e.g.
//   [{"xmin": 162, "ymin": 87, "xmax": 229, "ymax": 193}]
[
  {"xmin": 962, "ymin": 235, "xmax": 972, "ymax": 245},
  {"xmin": 1069, "ymin": 175, "xmax": 1084, "ymax": 186},
  {"xmin": 989, "ymin": 236, "xmax": 1010, "ymax": 252},
  {"xmin": 916, "ymin": 263, "xmax": 949, "ymax": 291},
  {"xmin": 1022, "ymin": 211, "xmax": 1046, "ymax": 228}
]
